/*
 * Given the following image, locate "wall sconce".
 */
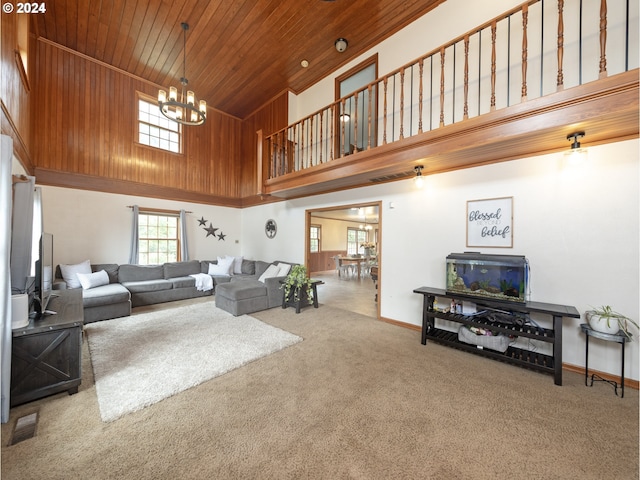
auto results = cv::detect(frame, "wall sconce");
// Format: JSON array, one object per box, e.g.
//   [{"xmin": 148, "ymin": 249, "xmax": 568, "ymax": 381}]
[
  {"xmin": 413, "ymin": 165, "xmax": 424, "ymax": 188},
  {"xmin": 339, "ymin": 113, "xmax": 350, "ymax": 122},
  {"xmin": 565, "ymin": 131, "xmax": 587, "ymax": 163}
]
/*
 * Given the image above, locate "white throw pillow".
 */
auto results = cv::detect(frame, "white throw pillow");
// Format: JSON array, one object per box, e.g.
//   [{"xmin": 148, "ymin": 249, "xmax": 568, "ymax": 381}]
[
  {"xmin": 225, "ymin": 255, "xmax": 244, "ymax": 274},
  {"xmin": 77, "ymin": 269, "xmax": 109, "ymax": 290},
  {"xmin": 60, "ymin": 260, "xmax": 92, "ymax": 289},
  {"xmin": 277, "ymin": 263, "xmax": 291, "ymax": 276},
  {"xmin": 258, "ymin": 264, "xmax": 280, "ymax": 283},
  {"xmin": 209, "ymin": 257, "xmax": 234, "ymax": 276}
]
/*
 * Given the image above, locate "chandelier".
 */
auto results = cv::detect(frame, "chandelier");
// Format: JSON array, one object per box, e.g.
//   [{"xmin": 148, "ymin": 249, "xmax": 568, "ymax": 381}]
[{"xmin": 158, "ymin": 22, "xmax": 206, "ymax": 126}]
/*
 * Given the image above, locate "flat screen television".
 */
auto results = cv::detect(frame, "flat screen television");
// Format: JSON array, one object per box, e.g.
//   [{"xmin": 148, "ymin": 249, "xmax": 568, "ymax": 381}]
[{"xmin": 33, "ymin": 232, "xmax": 55, "ymax": 317}]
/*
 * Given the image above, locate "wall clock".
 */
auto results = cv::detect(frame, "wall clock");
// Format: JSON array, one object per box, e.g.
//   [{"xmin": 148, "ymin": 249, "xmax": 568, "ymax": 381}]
[{"xmin": 265, "ymin": 219, "xmax": 277, "ymax": 239}]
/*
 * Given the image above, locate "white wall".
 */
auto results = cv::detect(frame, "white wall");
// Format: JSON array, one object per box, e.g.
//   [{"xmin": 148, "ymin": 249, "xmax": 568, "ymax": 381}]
[
  {"xmin": 241, "ymin": 140, "xmax": 639, "ymax": 381},
  {"xmin": 41, "ymin": 187, "xmax": 243, "ymax": 266}
]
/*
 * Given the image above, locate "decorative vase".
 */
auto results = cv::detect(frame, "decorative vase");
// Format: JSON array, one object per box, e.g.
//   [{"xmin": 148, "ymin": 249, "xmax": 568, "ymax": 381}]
[{"xmin": 586, "ymin": 311, "xmax": 620, "ymax": 335}]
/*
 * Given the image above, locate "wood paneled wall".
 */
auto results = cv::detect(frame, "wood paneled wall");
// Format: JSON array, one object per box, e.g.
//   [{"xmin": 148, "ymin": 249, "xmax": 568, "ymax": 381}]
[
  {"xmin": 240, "ymin": 92, "xmax": 289, "ymax": 202},
  {"xmin": 30, "ymin": 39, "xmax": 288, "ymax": 206},
  {"xmin": 0, "ymin": 14, "xmax": 34, "ymax": 169}
]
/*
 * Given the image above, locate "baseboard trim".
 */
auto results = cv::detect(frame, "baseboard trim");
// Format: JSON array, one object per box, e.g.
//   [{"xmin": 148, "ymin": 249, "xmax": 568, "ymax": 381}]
[{"xmin": 381, "ymin": 316, "xmax": 639, "ymax": 390}]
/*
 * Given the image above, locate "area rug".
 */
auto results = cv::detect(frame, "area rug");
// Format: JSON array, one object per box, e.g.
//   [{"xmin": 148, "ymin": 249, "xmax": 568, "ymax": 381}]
[{"xmin": 84, "ymin": 302, "xmax": 302, "ymax": 422}]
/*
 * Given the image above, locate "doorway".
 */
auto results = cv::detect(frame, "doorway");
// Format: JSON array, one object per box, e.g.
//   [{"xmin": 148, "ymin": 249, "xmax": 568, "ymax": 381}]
[{"xmin": 305, "ymin": 202, "xmax": 381, "ymax": 318}]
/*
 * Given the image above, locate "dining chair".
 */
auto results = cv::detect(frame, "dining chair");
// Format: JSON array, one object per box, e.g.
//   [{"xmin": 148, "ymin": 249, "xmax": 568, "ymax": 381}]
[{"xmin": 332, "ymin": 256, "xmax": 352, "ymax": 278}]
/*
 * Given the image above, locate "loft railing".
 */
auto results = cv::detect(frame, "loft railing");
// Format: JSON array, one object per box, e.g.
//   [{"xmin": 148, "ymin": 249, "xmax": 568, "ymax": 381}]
[{"xmin": 265, "ymin": 0, "xmax": 637, "ymax": 179}]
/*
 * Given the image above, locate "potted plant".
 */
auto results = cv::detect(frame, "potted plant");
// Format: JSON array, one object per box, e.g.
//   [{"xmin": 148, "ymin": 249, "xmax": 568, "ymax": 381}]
[
  {"xmin": 281, "ymin": 265, "xmax": 314, "ymax": 304},
  {"xmin": 586, "ymin": 305, "xmax": 639, "ymax": 339}
]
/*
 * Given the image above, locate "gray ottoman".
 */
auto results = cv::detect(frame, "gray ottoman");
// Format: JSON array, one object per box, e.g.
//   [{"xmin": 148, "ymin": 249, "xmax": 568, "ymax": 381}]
[{"xmin": 215, "ymin": 281, "xmax": 268, "ymax": 316}]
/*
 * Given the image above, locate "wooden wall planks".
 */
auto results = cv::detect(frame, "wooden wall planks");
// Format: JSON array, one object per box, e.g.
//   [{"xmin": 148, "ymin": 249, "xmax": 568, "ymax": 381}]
[{"xmin": 30, "ymin": 38, "xmax": 290, "ymax": 205}]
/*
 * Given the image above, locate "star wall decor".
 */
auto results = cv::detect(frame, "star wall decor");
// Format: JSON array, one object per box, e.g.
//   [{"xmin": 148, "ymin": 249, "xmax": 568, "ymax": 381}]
[
  {"xmin": 198, "ymin": 216, "xmax": 207, "ymax": 226},
  {"xmin": 204, "ymin": 223, "xmax": 218, "ymax": 237},
  {"xmin": 217, "ymin": 232, "xmax": 226, "ymax": 241}
]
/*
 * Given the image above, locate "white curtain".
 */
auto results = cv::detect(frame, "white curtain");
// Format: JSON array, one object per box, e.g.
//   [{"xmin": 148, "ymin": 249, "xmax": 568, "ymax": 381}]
[
  {"xmin": 128, "ymin": 205, "xmax": 139, "ymax": 264},
  {"xmin": 180, "ymin": 209, "xmax": 189, "ymax": 261},
  {"xmin": 1, "ymin": 135, "xmax": 14, "ymax": 422},
  {"xmin": 10, "ymin": 176, "xmax": 35, "ymax": 293}
]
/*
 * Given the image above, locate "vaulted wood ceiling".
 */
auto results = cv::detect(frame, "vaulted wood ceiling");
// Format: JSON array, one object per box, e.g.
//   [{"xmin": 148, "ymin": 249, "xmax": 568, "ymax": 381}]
[{"xmin": 34, "ymin": 0, "xmax": 445, "ymax": 119}]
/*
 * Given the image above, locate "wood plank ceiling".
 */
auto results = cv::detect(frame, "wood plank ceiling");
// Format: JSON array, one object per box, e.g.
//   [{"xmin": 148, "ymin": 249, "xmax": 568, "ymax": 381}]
[{"xmin": 34, "ymin": 0, "xmax": 445, "ymax": 119}]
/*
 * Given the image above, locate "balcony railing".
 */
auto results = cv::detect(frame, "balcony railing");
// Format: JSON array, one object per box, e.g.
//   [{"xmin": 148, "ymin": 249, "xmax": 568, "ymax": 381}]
[{"xmin": 266, "ymin": 0, "xmax": 637, "ymax": 180}]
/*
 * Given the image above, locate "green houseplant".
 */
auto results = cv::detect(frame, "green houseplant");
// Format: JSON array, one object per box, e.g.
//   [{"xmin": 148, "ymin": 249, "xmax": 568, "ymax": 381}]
[
  {"xmin": 281, "ymin": 265, "xmax": 314, "ymax": 303},
  {"xmin": 586, "ymin": 305, "xmax": 639, "ymax": 339}
]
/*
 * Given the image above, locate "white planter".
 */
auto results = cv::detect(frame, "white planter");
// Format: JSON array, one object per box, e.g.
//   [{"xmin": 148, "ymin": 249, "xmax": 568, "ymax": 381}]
[{"xmin": 586, "ymin": 311, "xmax": 620, "ymax": 335}]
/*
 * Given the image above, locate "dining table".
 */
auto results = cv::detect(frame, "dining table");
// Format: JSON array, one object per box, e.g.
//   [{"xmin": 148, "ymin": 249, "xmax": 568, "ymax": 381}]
[{"xmin": 337, "ymin": 256, "xmax": 367, "ymax": 279}]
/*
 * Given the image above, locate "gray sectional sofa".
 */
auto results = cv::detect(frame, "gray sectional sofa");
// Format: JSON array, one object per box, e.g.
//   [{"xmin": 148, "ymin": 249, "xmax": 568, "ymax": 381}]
[{"xmin": 54, "ymin": 259, "xmax": 295, "ymax": 323}]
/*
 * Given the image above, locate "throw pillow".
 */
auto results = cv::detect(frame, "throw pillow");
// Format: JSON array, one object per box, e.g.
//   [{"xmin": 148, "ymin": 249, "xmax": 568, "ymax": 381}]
[
  {"xmin": 258, "ymin": 264, "xmax": 280, "ymax": 283},
  {"xmin": 277, "ymin": 263, "xmax": 292, "ymax": 276},
  {"xmin": 225, "ymin": 255, "xmax": 244, "ymax": 275},
  {"xmin": 59, "ymin": 260, "xmax": 92, "ymax": 289},
  {"xmin": 77, "ymin": 269, "xmax": 109, "ymax": 290},
  {"xmin": 209, "ymin": 257, "xmax": 234, "ymax": 276}
]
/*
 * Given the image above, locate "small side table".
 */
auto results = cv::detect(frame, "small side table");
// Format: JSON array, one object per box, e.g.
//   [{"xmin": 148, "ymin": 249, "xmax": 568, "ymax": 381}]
[
  {"xmin": 281, "ymin": 280, "xmax": 324, "ymax": 314},
  {"xmin": 580, "ymin": 323, "xmax": 630, "ymax": 398}
]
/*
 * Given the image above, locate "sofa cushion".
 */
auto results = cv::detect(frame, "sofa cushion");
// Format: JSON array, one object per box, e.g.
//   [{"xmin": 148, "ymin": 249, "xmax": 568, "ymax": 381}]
[
  {"xmin": 216, "ymin": 281, "xmax": 267, "ymax": 301},
  {"xmin": 82, "ymin": 283, "xmax": 131, "ymax": 308},
  {"xmin": 60, "ymin": 260, "xmax": 92, "ymax": 289},
  {"xmin": 169, "ymin": 276, "xmax": 196, "ymax": 289},
  {"xmin": 164, "ymin": 260, "xmax": 201, "ymax": 279},
  {"xmin": 121, "ymin": 279, "xmax": 172, "ymax": 293},
  {"xmin": 241, "ymin": 259, "xmax": 256, "ymax": 275},
  {"xmin": 77, "ymin": 270, "xmax": 110, "ymax": 290},
  {"xmin": 118, "ymin": 264, "xmax": 164, "ymax": 282},
  {"xmin": 254, "ymin": 261, "xmax": 271, "ymax": 279},
  {"xmin": 92, "ymin": 263, "xmax": 119, "ymax": 283}
]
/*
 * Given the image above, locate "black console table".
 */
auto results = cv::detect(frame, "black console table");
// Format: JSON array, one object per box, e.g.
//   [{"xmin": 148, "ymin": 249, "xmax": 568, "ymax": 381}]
[
  {"xmin": 11, "ymin": 288, "xmax": 83, "ymax": 407},
  {"xmin": 413, "ymin": 287, "xmax": 580, "ymax": 385}
]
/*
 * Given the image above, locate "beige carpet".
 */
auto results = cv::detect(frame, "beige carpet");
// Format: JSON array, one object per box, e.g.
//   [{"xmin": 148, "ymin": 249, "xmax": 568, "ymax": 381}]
[
  {"xmin": 85, "ymin": 302, "xmax": 302, "ymax": 422},
  {"xmin": 2, "ymin": 298, "xmax": 638, "ymax": 479}
]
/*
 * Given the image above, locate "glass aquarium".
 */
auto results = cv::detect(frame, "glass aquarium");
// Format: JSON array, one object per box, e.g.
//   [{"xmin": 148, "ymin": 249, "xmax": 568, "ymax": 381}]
[{"xmin": 446, "ymin": 253, "xmax": 529, "ymax": 303}]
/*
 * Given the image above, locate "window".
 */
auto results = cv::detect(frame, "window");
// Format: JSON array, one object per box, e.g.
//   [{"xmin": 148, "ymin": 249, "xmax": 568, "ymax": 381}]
[
  {"xmin": 310, "ymin": 225, "xmax": 321, "ymax": 253},
  {"xmin": 347, "ymin": 227, "xmax": 368, "ymax": 255},
  {"xmin": 138, "ymin": 96, "xmax": 181, "ymax": 153},
  {"xmin": 138, "ymin": 212, "xmax": 180, "ymax": 265}
]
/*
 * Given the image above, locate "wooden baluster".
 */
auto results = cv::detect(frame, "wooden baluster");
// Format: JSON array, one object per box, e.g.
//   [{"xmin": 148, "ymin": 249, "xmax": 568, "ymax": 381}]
[
  {"xmin": 367, "ymin": 85, "xmax": 372, "ymax": 150},
  {"xmin": 383, "ymin": 77, "xmax": 388, "ymax": 144},
  {"xmin": 280, "ymin": 131, "xmax": 285, "ymax": 176},
  {"xmin": 599, "ymin": 0, "xmax": 608, "ymax": 79},
  {"xmin": 353, "ymin": 94, "xmax": 358, "ymax": 152},
  {"xmin": 293, "ymin": 123, "xmax": 298, "ymax": 171},
  {"xmin": 399, "ymin": 67, "xmax": 405, "ymax": 139},
  {"xmin": 319, "ymin": 110, "xmax": 323, "ymax": 164},
  {"xmin": 309, "ymin": 117, "xmax": 313, "ymax": 167},
  {"xmin": 439, "ymin": 47, "xmax": 445, "ymax": 127},
  {"xmin": 302, "ymin": 119, "xmax": 306, "ymax": 169},
  {"xmin": 521, "ymin": 4, "xmax": 528, "ymax": 101},
  {"xmin": 269, "ymin": 136, "xmax": 274, "ymax": 178},
  {"xmin": 341, "ymin": 98, "xmax": 346, "ymax": 157},
  {"xmin": 330, "ymin": 105, "xmax": 335, "ymax": 161},
  {"xmin": 491, "ymin": 21, "xmax": 497, "ymax": 111},
  {"xmin": 418, "ymin": 59, "xmax": 424, "ymax": 133},
  {"xmin": 557, "ymin": 0, "xmax": 565, "ymax": 91},
  {"xmin": 463, "ymin": 35, "xmax": 469, "ymax": 120}
]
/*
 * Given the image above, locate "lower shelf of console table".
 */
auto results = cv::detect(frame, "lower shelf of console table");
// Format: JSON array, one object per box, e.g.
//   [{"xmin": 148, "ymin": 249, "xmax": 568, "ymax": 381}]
[{"xmin": 413, "ymin": 287, "xmax": 580, "ymax": 386}]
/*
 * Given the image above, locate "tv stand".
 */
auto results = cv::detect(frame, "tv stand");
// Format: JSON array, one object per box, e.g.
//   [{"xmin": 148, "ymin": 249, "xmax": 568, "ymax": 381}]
[
  {"xmin": 413, "ymin": 287, "xmax": 580, "ymax": 385},
  {"xmin": 11, "ymin": 289, "xmax": 83, "ymax": 406}
]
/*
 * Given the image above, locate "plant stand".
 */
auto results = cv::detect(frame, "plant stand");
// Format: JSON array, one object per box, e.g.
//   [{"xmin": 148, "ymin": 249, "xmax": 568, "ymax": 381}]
[
  {"xmin": 281, "ymin": 280, "xmax": 324, "ymax": 313},
  {"xmin": 580, "ymin": 323, "xmax": 630, "ymax": 398}
]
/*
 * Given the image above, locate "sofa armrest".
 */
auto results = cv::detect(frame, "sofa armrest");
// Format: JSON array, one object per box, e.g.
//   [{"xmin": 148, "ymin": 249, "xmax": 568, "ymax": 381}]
[
  {"xmin": 264, "ymin": 276, "xmax": 287, "ymax": 308},
  {"xmin": 53, "ymin": 279, "xmax": 68, "ymax": 290}
]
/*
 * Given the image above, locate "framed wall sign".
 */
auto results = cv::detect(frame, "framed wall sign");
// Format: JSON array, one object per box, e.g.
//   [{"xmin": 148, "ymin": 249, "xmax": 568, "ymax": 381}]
[{"xmin": 466, "ymin": 197, "xmax": 513, "ymax": 248}]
